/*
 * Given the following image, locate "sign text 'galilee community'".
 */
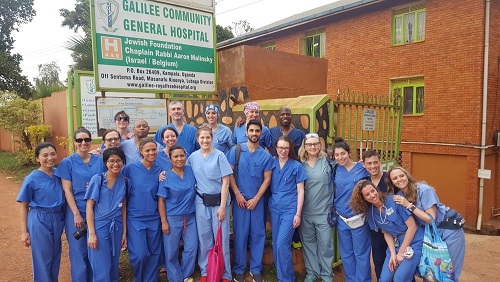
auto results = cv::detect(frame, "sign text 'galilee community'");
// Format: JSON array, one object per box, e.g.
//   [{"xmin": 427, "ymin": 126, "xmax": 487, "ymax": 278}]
[{"xmin": 91, "ymin": 0, "xmax": 215, "ymax": 92}]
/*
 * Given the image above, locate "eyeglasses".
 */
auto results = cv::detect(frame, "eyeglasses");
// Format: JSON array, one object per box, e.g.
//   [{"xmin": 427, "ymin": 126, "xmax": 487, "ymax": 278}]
[
  {"xmin": 115, "ymin": 116, "xmax": 129, "ymax": 122},
  {"xmin": 75, "ymin": 138, "xmax": 92, "ymax": 143},
  {"xmin": 107, "ymin": 159, "xmax": 123, "ymax": 165},
  {"xmin": 105, "ymin": 137, "xmax": 120, "ymax": 142},
  {"xmin": 305, "ymin": 133, "xmax": 319, "ymax": 139},
  {"xmin": 305, "ymin": 142, "xmax": 321, "ymax": 147},
  {"xmin": 276, "ymin": 146, "xmax": 290, "ymax": 151}
]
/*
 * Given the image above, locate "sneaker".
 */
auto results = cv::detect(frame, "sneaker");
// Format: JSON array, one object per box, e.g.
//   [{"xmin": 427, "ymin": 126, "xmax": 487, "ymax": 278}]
[
  {"xmin": 184, "ymin": 277, "xmax": 194, "ymax": 282},
  {"xmin": 292, "ymin": 241, "xmax": 302, "ymax": 249},
  {"xmin": 250, "ymin": 272, "xmax": 263, "ymax": 282},
  {"xmin": 303, "ymin": 275, "xmax": 314, "ymax": 282},
  {"xmin": 233, "ymin": 273, "xmax": 245, "ymax": 282}
]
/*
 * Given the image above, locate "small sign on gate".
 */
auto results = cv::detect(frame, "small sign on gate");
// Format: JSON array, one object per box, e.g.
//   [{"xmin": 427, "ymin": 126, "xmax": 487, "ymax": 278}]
[{"xmin": 362, "ymin": 109, "xmax": 376, "ymax": 131}]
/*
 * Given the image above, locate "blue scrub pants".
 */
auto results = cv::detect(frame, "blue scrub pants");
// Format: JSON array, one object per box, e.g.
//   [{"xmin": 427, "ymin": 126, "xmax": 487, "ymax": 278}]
[
  {"xmin": 379, "ymin": 233, "xmax": 422, "ymax": 282},
  {"xmin": 232, "ymin": 198, "xmax": 265, "ymax": 275},
  {"xmin": 270, "ymin": 210, "xmax": 295, "ymax": 282},
  {"xmin": 163, "ymin": 214, "xmax": 198, "ymax": 282},
  {"xmin": 299, "ymin": 213, "xmax": 334, "ymax": 282},
  {"xmin": 195, "ymin": 201, "xmax": 231, "ymax": 280},
  {"xmin": 65, "ymin": 208, "xmax": 92, "ymax": 282},
  {"xmin": 127, "ymin": 218, "xmax": 161, "ymax": 282},
  {"xmin": 88, "ymin": 218, "xmax": 123, "ymax": 282},
  {"xmin": 28, "ymin": 208, "xmax": 64, "ymax": 282},
  {"xmin": 337, "ymin": 219, "xmax": 371, "ymax": 282},
  {"xmin": 440, "ymin": 228, "xmax": 465, "ymax": 280},
  {"xmin": 371, "ymin": 229, "xmax": 388, "ymax": 281}
]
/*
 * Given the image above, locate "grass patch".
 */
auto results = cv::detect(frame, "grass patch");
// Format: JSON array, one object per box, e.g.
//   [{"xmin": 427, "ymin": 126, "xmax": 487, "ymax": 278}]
[{"xmin": 0, "ymin": 151, "xmax": 37, "ymax": 182}]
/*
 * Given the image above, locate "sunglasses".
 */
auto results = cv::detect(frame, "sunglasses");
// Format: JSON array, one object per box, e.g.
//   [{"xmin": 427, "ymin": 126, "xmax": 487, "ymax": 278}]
[
  {"xmin": 305, "ymin": 133, "xmax": 319, "ymax": 139},
  {"xmin": 115, "ymin": 116, "xmax": 129, "ymax": 122},
  {"xmin": 75, "ymin": 137, "xmax": 92, "ymax": 143}
]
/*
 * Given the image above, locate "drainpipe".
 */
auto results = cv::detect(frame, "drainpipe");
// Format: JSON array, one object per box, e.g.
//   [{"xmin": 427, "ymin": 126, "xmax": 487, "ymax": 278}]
[{"xmin": 477, "ymin": 0, "xmax": 491, "ymax": 230}]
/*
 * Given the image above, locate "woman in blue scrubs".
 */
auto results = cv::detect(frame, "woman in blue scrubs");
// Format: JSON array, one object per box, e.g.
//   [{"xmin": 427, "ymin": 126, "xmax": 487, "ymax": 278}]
[
  {"xmin": 387, "ymin": 166, "xmax": 466, "ymax": 281},
  {"xmin": 156, "ymin": 126, "xmax": 178, "ymax": 171},
  {"xmin": 85, "ymin": 148, "xmax": 128, "ymax": 282},
  {"xmin": 350, "ymin": 180, "xmax": 423, "ymax": 282},
  {"xmin": 122, "ymin": 137, "xmax": 163, "ymax": 282},
  {"xmin": 332, "ymin": 137, "xmax": 371, "ymax": 282},
  {"xmin": 55, "ymin": 127, "xmax": 105, "ymax": 282},
  {"xmin": 17, "ymin": 142, "xmax": 65, "ymax": 282},
  {"xmin": 187, "ymin": 126, "xmax": 233, "ymax": 282},
  {"xmin": 297, "ymin": 133, "xmax": 334, "ymax": 282},
  {"xmin": 157, "ymin": 145, "xmax": 198, "ymax": 282},
  {"xmin": 269, "ymin": 136, "xmax": 307, "ymax": 282},
  {"xmin": 204, "ymin": 104, "xmax": 233, "ymax": 153}
]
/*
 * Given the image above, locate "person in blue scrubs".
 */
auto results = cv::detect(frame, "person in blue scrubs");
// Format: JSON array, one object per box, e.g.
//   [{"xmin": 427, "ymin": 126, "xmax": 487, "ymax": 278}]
[
  {"xmin": 157, "ymin": 145, "xmax": 198, "ymax": 282},
  {"xmin": 269, "ymin": 136, "xmax": 307, "ymax": 282},
  {"xmin": 121, "ymin": 119, "xmax": 163, "ymax": 164},
  {"xmin": 122, "ymin": 137, "xmax": 164, "ymax": 282},
  {"xmin": 269, "ymin": 106, "xmax": 306, "ymax": 156},
  {"xmin": 226, "ymin": 120, "xmax": 274, "ymax": 282},
  {"xmin": 351, "ymin": 180, "xmax": 424, "ymax": 282},
  {"xmin": 387, "ymin": 166, "xmax": 466, "ymax": 281},
  {"xmin": 55, "ymin": 127, "xmax": 105, "ymax": 282},
  {"xmin": 85, "ymin": 148, "xmax": 128, "ymax": 282},
  {"xmin": 205, "ymin": 104, "xmax": 233, "ymax": 153},
  {"xmin": 187, "ymin": 127, "xmax": 233, "ymax": 282},
  {"xmin": 332, "ymin": 137, "xmax": 371, "ymax": 282},
  {"xmin": 91, "ymin": 129, "xmax": 122, "ymax": 155},
  {"xmin": 297, "ymin": 133, "xmax": 334, "ymax": 282},
  {"xmin": 155, "ymin": 100, "xmax": 199, "ymax": 154},
  {"xmin": 232, "ymin": 101, "xmax": 272, "ymax": 150},
  {"xmin": 17, "ymin": 142, "xmax": 65, "ymax": 282}
]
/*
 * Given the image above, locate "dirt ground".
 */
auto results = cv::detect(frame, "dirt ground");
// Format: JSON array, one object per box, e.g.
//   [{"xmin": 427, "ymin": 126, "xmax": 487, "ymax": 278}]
[{"xmin": 1, "ymin": 171, "xmax": 499, "ymax": 282}]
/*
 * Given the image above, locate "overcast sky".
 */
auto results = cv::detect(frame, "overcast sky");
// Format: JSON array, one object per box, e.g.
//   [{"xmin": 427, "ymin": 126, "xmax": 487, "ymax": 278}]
[{"xmin": 12, "ymin": 0, "xmax": 337, "ymax": 83}]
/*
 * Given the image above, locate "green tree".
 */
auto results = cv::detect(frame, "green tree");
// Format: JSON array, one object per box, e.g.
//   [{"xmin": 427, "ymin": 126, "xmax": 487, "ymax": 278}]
[
  {"xmin": 0, "ymin": 0, "xmax": 36, "ymax": 99},
  {"xmin": 216, "ymin": 24, "xmax": 234, "ymax": 43},
  {"xmin": 33, "ymin": 61, "xmax": 66, "ymax": 99},
  {"xmin": 60, "ymin": 0, "xmax": 93, "ymax": 71}
]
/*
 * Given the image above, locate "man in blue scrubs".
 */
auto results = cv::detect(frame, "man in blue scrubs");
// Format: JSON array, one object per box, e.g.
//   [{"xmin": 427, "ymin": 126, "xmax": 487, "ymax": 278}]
[
  {"xmin": 232, "ymin": 101, "xmax": 272, "ymax": 150},
  {"xmin": 155, "ymin": 100, "xmax": 199, "ymax": 154},
  {"xmin": 226, "ymin": 120, "xmax": 274, "ymax": 282},
  {"xmin": 121, "ymin": 119, "xmax": 162, "ymax": 164},
  {"xmin": 269, "ymin": 106, "xmax": 306, "ymax": 156}
]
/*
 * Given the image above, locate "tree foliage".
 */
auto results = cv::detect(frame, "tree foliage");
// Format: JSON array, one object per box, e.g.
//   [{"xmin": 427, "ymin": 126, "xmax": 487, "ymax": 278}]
[
  {"xmin": 33, "ymin": 61, "xmax": 66, "ymax": 99},
  {"xmin": 0, "ymin": 0, "xmax": 36, "ymax": 99},
  {"xmin": 216, "ymin": 24, "xmax": 234, "ymax": 43}
]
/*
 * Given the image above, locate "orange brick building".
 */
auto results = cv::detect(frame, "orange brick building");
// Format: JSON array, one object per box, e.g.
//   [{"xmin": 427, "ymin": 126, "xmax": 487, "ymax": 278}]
[{"xmin": 217, "ymin": 0, "xmax": 500, "ymax": 229}]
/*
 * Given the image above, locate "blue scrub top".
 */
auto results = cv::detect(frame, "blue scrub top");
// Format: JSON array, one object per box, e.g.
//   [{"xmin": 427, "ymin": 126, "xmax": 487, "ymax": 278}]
[
  {"xmin": 269, "ymin": 158, "xmax": 308, "ymax": 213},
  {"xmin": 17, "ymin": 169, "xmax": 65, "ymax": 212},
  {"xmin": 232, "ymin": 124, "xmax": 272, "ymax": 150},
  {"xmin": 397, "ymin": 183, "xmax": 448, "ymax": 226},
  {"xmin": 122, "ymin": 161, "xmax": 163, "ymax": 221},
  {"xmin": 212, "ymin": 124, "xmax": 233, "ymax": 154},
  {"xmin": 121, "ymin": 138, "xmax": 163, "ymax": 165},
  {"xmin": 187, "ymin": 149, "xmax": 233, "ymax": 204},
  {"xmin": 55, "ymin": 153, "xmax": 105, "ymax": 212},
  {"xmin": 157, "ymin": 165, "xmax": 196, "ymax": 216},
  {"xmin": 269, "ymin": 127, "xmax": 306, "ymax": 156},
  {"xmin": 154, "ymin": 123, "xmax": 199, "ymax": 155},
  {"xmin": 155, "ymin": 148, "xmax": 190, "ymax": 171},
  {"xmin": 333, "ymin": 162, "xmax": 369, "ymax": 218},
  {"xmin": 226, "ymin": 143, "xmax": 274, "ymax": 199},
  {"xmin": 85, "ymin": 173, "xmax": 126, "ymax": 225}
]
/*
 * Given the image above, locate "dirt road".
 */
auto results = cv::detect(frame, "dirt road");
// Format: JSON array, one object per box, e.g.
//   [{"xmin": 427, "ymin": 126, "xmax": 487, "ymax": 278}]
[{"xmin": 0, "ymin": 171, "xmax": 498, "ymax": 281}]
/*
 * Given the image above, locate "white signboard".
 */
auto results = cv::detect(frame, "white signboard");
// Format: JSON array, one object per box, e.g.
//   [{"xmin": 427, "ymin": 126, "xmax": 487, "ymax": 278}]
[
  {"xmin": 91, "ymin": 0, "xmax": 215, "ymax": 92},
  {"xmin": 362, "ymin": 109, "xmax": 376, "ymax": 131}
]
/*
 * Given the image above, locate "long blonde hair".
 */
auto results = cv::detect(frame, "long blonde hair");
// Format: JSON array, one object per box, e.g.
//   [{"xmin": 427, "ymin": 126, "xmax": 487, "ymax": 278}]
[{"xmin": 386, "ymin": 165, "xmax": 418, "ymax": 204}]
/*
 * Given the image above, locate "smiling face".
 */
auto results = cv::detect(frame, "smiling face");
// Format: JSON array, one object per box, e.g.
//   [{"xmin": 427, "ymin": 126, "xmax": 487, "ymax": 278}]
[
  {"xmin": 363, "ymin": 155, "xmax": 381, "ymax": 177},
  {"xmin": 361, "ymin": 184, "xmax": 382, "ymax": 206},
  {"xmin": 104, "ymin": 131, "xmax": 121, "ymax": 149},
  {"xmin": 197, "ymin": 129, "xmax": 212, "ymax": 150},
  {"xmin": 114, "ymin": 115, "xmax": 129, "ymax": 130},
  {"xmin": 169, "ymin": 102, "xmax": 184, "ymax": 122},
  {"xmin": 278, "ymin": 107, "xmax": 292, "ymax": 127},
  {"xmin": 276, "ymin": 139, "xmax": 291, "ymax": 159},
  {"xmin": 106, "ymin": 154, "xmax": 124, "ymax": 174},
  {"xmin": 162, "ymin": 129, "xmax": 178, "ymax": 148},
  {"xmin": 74, "ymin": 132, "xmax": 91, "ymax": 153},
  {"xmin": 304, "ymin": 137, "xmax": 321, "ymax": 157},
  {"xmin": 334, "ymin": 147, "xmax": 350, "ymax": 166},
  {"xmin": 140, "ymin": 142, "xmax": 158, "ymax": 162},
  {"xmin": 205, "ymin": 109, "xmax": 218, "ymax": 125},
  {"xmin": 389, "ymin": 168, "xmax": 409, "ymax": 191},
  {"xmin": 36, "ymin": 146, "xmax": 57, "ymax": 169},
  {"xmin": 246, "ymin": 124, "xmax": 262, "ymax": 144},
  {"xmin": 169, "ymin": 148, "xmax": 186, "ymax": 169},
  {"xmin": 245, "ymin": 109, "xmax": 260, "ymax": 120}
]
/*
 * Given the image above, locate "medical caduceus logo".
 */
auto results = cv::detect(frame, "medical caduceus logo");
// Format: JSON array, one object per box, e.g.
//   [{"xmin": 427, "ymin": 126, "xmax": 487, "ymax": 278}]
[{"xmin": 97, "ymin": 0, "xmax": 120, "ymax": 32}]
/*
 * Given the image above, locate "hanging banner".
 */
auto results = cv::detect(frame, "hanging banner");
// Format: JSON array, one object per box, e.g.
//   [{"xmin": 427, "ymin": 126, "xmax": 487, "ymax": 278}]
[{"xmin": 91, "ymin": 0, "xmax": 215, "ymax": 93}]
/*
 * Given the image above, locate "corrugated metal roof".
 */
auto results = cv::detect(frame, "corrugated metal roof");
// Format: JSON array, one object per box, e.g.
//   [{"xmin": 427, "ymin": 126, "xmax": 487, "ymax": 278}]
[{"xmin": 217, "ymin": 0, "xmax": 381, "ymax": 49}]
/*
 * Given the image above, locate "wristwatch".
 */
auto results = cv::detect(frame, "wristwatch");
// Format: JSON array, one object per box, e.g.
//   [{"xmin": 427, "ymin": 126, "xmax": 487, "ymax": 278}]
[{"xmin": 408, "ymin": 204, "xmax": 417, "ymax": 213}]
